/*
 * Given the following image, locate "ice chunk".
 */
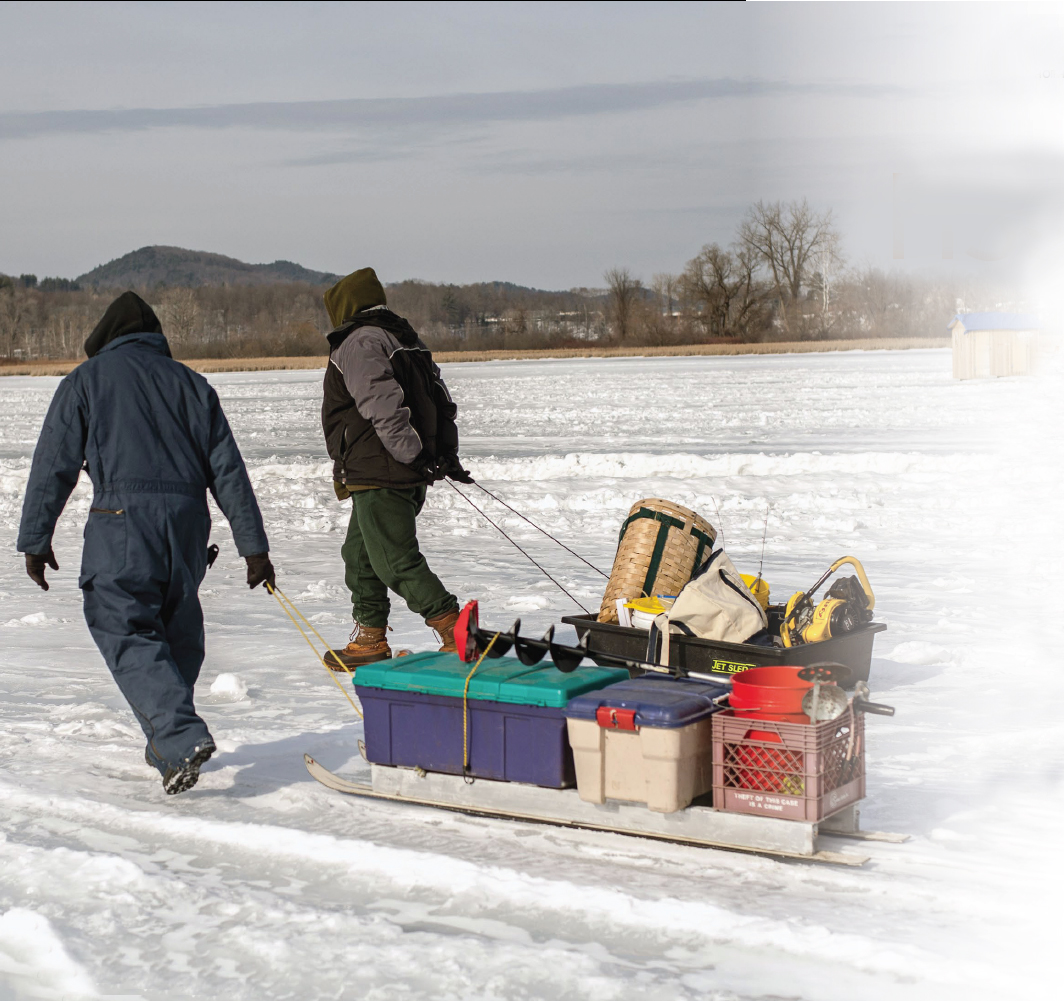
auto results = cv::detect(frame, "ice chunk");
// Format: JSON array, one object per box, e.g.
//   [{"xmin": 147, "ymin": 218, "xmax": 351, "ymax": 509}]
[
  {"xmin": 209, "ymin": 673, "xmax": 249, "ymax": 702},
  {"xmin": 0, "ymin": 907, "xmax": 98, "ymax": 998},
  {"xmin": 2, "ymin": 612, "xmax": 59, "ymax": 628},
  {"xmin": 505, "ymin": 594, "xmax": 552, "ymax": 611}
]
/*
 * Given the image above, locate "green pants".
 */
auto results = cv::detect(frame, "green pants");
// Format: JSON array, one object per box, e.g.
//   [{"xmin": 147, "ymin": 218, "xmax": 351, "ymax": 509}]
[{"xmin": 341, "ymin": 486, "xmax": 458, "ymax": 628}]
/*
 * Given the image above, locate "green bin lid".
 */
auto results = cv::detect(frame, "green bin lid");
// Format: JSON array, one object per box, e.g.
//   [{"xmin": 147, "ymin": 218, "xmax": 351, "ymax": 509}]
[{"xmin": 354, "ymin": 651, "xmax": 628, "ymax": 708}]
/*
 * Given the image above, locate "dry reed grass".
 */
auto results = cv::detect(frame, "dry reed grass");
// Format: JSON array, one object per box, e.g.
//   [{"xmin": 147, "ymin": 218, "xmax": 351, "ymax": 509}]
[{"xmin": 0, "ymin": 337, "xmax": 950, "ymax": 378}]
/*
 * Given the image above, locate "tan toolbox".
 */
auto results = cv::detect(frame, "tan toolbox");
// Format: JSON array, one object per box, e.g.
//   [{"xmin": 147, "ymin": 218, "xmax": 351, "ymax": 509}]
[{"xmin": 563, "ymin": 675, "xmax": 729, "ymax": 813}]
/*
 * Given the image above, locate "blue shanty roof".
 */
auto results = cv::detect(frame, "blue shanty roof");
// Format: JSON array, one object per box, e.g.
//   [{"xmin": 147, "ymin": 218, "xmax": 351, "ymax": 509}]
[{"xmin": 949, "ymin": 312, "xmax": 1040, "ymax": 332}]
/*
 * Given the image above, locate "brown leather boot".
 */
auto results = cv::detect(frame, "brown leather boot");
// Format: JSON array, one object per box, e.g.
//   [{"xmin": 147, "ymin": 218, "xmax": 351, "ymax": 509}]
[
  {"xmin": 425, "ymin": 609, "xmax": 461, "ymax": 655},
  {"xmin": 323, "ymin": 624, "xmax": 391, "ymax": 672}
]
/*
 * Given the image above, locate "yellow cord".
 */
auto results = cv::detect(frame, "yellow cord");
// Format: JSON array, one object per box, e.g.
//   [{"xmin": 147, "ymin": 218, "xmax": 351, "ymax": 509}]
[
  {"xmin": 267, "ymin": 583, "xmax": 364, "ymax": 718},
  {"xmin": 272, "ymin": 584, "xmax": 356, "ymax": 674},
  {"xmin": 462, "ymin": 632, "xmax": 499, "ymax": 772}
]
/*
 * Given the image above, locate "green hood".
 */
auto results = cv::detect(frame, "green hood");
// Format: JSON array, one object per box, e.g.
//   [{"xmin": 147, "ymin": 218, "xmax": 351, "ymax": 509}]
[{"xmin": 324, "ymin": 267, "xmax": 387, "ymax": 328}]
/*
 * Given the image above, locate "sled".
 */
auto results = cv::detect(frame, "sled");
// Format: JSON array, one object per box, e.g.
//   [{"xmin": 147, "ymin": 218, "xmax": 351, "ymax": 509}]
[{"xmin": 304, "ymin": 754, "xmax": 906, "ymax": 866}]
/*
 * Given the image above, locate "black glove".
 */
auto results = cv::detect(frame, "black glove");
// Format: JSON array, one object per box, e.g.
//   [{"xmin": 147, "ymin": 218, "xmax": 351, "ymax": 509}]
[
  {"xmin": 437, "ymin": 454, "xmax": 475, "ymax": 484},
  {"xmin": 245, "ymin": 553, "xmax": 276, "ymax": 590},
  {"xmin": 411, "ymin": 448, "xmax": 440, "ymax": 484},
  {"xmin": 206, "ymin": 544, "xmax": 220, "ymax": 568},
  {"xmin": 25, "ymin": 548, "xmax": 58, "ymax": 591}
]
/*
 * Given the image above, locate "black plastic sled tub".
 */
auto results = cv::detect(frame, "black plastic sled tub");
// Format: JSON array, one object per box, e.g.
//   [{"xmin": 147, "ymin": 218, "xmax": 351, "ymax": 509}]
[{"xmin": 561, "ymin": 613, "xmax": 886, "ymax": 688}]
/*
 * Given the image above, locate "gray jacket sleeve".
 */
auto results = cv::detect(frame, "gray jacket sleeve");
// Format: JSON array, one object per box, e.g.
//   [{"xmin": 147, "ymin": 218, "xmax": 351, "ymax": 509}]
[
  {"xmin": 17, "ymin": 375, "xmax": 88, "ymax": 555},
  {"xmin": 332, "ymin": 328, "xmax": 422, "ymax": 465}
]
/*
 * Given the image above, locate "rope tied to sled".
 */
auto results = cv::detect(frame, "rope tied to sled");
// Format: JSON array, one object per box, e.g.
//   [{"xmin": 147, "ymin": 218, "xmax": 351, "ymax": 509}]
[
  {"xmin": 267, "ymin": 583, "xmax": 364, "ymax": 718},
  {"xmin": 462, "ymin": 631, "xmax": 499, "ymax": 781}
]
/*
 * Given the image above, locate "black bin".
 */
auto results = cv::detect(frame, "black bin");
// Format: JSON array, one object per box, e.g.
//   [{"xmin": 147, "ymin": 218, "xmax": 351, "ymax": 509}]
[{"xmin": 561, "ymin": 612, "xmax": 886, "ymax": 688}]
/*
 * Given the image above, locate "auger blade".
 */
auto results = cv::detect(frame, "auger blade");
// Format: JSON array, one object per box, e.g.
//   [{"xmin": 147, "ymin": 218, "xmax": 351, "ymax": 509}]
[
  {"xmin": 486, "ymin": 619, "xmax": 523, "ymax": 657},
  {"xmin": 468, "ymin": 618, "xmax": 519, "ymax": 658},
  {"xmin": 548, "ymin": 640, "xmax": 587, "ymax": 673},
  {"xmin": 485, "ymin": 619, "xmax": 519, "ymax": 658},
  {"xmin": 514, "ymin": 625, "xmax": 553, "ymax": 665}
]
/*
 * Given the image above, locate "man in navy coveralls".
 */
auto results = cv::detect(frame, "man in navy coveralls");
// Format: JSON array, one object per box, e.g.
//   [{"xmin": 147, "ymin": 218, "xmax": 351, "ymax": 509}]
[{"xmin": 17, "ymin": 292, "xmax": 275, "ymax": 794}]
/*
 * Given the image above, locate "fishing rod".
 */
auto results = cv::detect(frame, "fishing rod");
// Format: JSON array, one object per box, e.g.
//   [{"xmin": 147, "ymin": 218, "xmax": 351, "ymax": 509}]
[
  {"xmin": 755, "ymin": 502, "xmax": 770, "ymax": 590},
  {"xmin": 446, "ymin": 480, "xmax": 595, "ymax": 612},
  {"xmin": 469, "ymin": 482, "xmax": 610, "ymax": 578}
]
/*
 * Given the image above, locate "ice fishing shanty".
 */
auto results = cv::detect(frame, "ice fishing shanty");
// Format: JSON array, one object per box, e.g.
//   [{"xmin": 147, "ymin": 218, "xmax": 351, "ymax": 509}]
[{"xmin": 950, "ymin": 311, "xmax": 1041, "ymax": 380}]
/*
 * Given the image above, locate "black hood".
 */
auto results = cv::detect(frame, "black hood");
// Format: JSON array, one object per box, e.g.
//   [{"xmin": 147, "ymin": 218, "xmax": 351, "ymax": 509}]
[
  {"xmin": 326, "ymin": 307, "xmax": 418, "ymax": 351},
  {"xmin": 84, "ymin": 291, "xmax": 164, "ymax": 358}
]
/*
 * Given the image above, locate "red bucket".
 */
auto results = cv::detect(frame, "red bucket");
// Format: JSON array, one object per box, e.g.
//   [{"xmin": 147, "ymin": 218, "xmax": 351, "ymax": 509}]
[{"xmin": 730, "ymin": 666, "xmax": 815, "ymax": 722}]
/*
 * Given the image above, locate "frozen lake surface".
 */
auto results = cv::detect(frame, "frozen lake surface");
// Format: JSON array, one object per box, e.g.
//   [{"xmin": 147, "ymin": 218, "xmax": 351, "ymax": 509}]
[{"xmin": 0, "ymin": 349, "xmax": 1057, "ymax": 999}]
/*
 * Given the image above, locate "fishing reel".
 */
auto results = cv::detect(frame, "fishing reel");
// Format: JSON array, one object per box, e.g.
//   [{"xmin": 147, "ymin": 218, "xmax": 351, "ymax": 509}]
[{"xmin": 781, "ymin": 556, "xmax": 875, "ymax": 648}]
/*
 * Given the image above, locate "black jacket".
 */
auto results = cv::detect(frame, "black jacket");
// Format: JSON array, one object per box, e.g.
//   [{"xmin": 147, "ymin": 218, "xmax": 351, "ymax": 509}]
[{"xmin": 322, "ymin": 309, "xmax": 459, "ymax": 488}]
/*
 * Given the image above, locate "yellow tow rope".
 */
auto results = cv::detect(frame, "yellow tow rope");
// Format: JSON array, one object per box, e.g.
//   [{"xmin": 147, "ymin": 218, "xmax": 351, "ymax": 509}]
[
  {"xmin": 462, "ymin": 632, "xmax": 499, "ymax": 773},
  {"xmin": 267, "ymin": 583, "xmax": 364, "ymax": 718},
  {"xmin": 267, "ymin": 582, "xmax": 494, "ymax": 760}
]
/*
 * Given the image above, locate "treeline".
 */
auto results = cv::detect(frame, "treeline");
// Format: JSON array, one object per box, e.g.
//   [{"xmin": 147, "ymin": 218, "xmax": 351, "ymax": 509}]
[
  {"xmin": 603, "ymin": 200, "xmax": 1002, "ymax": 344},
  {"xmin": 0, "ymin": 281, "xmax": 332, "ymax": 361},
  {"xmin": 0, "ymin": 279, "xmax": 609, "ymax": 361},
  {"xmin": 0, "ymin": 199, "xmax": 1016, "ymax": 362}
]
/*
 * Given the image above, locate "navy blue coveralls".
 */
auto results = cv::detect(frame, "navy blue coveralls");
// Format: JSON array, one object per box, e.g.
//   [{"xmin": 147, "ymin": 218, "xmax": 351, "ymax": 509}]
[{"xmin": 17, "ymin": 332, "xmax": 269, "ymax": 773}]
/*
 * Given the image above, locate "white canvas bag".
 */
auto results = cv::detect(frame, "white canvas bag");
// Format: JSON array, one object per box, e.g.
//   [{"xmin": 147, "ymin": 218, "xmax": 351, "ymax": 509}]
[{"xmin": 653, "ymin": 549, "xmax": 767, "ymax": 665}]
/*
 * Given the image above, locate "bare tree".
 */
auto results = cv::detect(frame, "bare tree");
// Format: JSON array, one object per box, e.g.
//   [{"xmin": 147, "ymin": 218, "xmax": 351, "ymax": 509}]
[
  {"xmin": 680, "ymin": 244, "xmax": 766, "ymax": 339},
  {"xmin": 651, "ymin": 273, "xmax": 679, "ymax": 317},
  {"xmin": 739, "ymin": 199, "xmax": 840, "ymax": 334},
  {"xmin": 157, "ymin": 288, "xmax": 199, "ymax": 346},
  {"xmin": 604, "ymin": 267, "xmax": 643, "ymax": 340},
  {"xmin": 649, "ymin": 273, "xmax": 681, "ymax": 343},
  {"xmin": 807, "ymin": 235, "xmax": 844, "ymax": 309},
  {"xmin": 0, "ymin": 286, "xmax": 27, "ymax": 358}
]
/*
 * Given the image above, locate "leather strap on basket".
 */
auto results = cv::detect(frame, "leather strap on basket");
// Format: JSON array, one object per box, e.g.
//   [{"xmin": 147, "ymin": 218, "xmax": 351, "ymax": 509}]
[{"xmin": 618, "ymin": 507, "xmax": 715, "ymax": 596}]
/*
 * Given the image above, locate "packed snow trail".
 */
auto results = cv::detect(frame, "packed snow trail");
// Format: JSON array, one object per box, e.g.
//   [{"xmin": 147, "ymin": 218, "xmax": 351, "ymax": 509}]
[{"xmin": 0, "ymin": 351, "xmax": 1056, "ymax": 999}]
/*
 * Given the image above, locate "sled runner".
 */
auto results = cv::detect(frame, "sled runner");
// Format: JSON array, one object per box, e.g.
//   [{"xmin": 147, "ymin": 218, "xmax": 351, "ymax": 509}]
[{"xmin": 304, "ymin": 755, "xmax": 905, "ymax": 866}]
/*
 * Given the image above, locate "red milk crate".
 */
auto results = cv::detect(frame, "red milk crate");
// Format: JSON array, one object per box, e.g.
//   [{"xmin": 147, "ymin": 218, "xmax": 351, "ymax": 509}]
[{"xmin": 711, "ymin": 709, "xmax": 865, "ymax": 822}]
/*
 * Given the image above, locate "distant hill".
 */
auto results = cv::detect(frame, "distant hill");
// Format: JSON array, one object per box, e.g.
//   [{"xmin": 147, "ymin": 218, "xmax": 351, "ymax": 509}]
[{"xmin": 76, "ymin": 246, "xmax": 341, "ymax": 289}]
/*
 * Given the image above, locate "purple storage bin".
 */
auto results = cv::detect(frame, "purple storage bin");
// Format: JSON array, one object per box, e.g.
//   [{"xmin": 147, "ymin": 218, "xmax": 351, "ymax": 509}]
[{"xmin": 357, "ymin": 686, "xmax": 576, "ymax": 787}]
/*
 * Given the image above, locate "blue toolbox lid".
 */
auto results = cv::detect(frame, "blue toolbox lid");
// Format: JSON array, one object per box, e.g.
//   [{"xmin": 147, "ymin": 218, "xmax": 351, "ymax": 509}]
[
  {"xmin": 563, "ymin": 675, "xmax": 730, "ymax": 729},
  {"xmin": 355, "ymin": 651, "xmax": 629, "ymax": 708}
]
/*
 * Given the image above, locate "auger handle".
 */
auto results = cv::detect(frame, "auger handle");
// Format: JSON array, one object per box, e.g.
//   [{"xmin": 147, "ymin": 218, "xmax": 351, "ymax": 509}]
[
  {"xmin": 854, "ymin": 697, "xmax": 894, "ymax": 716},
  {"xmin": 827, "ymin": 555, "xmax": 875, "ymax": 611}
]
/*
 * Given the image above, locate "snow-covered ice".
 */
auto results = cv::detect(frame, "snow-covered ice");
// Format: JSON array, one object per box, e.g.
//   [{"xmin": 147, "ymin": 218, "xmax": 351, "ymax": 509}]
[{"xmin": 0, "ymin": 350, "xmax": 1059, "ymax": 999}]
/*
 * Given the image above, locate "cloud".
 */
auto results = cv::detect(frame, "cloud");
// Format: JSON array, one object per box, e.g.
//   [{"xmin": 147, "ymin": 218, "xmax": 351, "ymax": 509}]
[{"xmin": 0, "ymin": 77, "xmax": 897, "ymax": 142}]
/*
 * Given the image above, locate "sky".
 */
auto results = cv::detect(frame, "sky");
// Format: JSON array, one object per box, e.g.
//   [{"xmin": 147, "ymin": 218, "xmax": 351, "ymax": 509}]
[{"xmin": 1, "ymin": 1, "xmax": 1063, "ymax": 288}]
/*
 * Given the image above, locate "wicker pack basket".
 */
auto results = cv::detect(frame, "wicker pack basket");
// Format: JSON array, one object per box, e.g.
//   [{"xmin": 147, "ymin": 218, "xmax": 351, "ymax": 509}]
[{"xmin": 598, "ymin": 498, "xmax": 717, "ymax": 623}]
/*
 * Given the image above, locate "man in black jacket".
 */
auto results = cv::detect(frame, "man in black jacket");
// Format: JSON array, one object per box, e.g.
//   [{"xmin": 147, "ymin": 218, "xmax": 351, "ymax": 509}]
[
  {"xmin": 18, "ymin": 292, "xmax": 274, "ymax": 794},
  {"xmin": 321, "ymin": 268, "xmax": 469, "ymax": 670}
]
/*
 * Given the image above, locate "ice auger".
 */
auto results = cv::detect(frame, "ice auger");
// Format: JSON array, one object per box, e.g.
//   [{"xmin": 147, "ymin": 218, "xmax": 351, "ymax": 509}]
[{"xmin": 453, "ymin": 600, "xmax": 723, "ymax": 683}]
